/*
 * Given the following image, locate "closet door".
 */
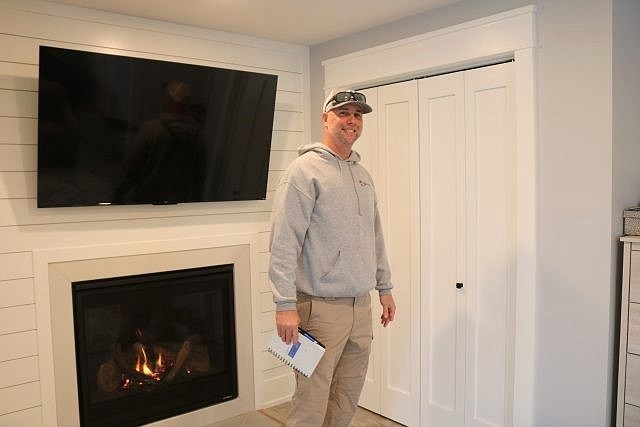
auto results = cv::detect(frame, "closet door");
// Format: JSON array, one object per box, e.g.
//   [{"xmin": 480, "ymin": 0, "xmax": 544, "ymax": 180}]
[
  {"xmin": 358, "ymin": 80, "xmax": 421, "ymax": 427},
  {"xmin": 463, "ymin": 62, "xmax": 516, "ymax": 427},
  {"xmin": 419, "ymin": 62, "xmax": 516, "ymax": 427},
  {"xmin": 418, "ymin": 71, "xmax": 467, "ymax": 427}
]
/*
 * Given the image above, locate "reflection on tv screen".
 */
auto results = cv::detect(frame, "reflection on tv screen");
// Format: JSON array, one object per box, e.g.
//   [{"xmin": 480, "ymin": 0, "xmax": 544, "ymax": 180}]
[{"xmin": 37, "ymin": 46, "xmax": 278, "ymax": 207}]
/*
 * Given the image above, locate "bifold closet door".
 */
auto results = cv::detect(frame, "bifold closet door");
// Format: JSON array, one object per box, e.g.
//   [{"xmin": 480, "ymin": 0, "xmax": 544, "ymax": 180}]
[
  {"xmin": 418, "ymin": 69, "xmax": 467, "ymax": 427},
  {"xmin": 357, "ymin": 61, "xmax": 515, "ymax": 427},
  {"xmin": 420, "ymin": 62, "xmax": 516, "ymax": 427},
  {"xmin": 357, "ymin": 80, "xmax": 421, "ymax": 427}
]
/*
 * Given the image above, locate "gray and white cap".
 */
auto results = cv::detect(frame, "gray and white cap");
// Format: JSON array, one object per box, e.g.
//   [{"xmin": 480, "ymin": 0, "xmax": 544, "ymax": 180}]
[{"xmin": 323, "ymin": 89, "xmax": 372, "ymax": 114}]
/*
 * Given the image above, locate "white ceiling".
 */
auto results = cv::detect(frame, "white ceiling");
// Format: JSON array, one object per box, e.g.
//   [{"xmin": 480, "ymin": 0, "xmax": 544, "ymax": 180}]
[{"xmin": 48, "ymin": 0, "xmax": 462, "ymax": 45}]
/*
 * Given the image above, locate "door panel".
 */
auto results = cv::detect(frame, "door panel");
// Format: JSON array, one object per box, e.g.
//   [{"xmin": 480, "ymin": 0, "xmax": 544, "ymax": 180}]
[
  {"xmin": 419, "ymin": 72, "xmax": 466, "ymax": 427},
  {"xmin": 464, "ymin": 62, "xmax": 516, "ymax": 427},
  {"xmin": 379, "ymin": 81, "xmax": 420, "ymax": 427},
  {"xmin": 358, "ymin": 81, "xmax": 420, "ymax": 427}
]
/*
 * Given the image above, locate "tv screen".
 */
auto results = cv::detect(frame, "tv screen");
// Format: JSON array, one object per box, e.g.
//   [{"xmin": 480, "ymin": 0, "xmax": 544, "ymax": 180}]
[{"xmin": 37, "ymin": 46, "xmax": 277, "ymax": 207}]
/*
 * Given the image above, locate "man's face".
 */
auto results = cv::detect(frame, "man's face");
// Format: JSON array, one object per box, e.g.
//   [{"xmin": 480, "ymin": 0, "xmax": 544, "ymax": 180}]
[{"xmin": 322, "ymin": 104, "xmax": 364, "ymax": 149}]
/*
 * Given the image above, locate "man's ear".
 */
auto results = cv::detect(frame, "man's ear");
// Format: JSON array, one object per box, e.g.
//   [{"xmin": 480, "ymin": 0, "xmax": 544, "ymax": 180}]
[{"xmin": 321, "ymin": 112, "xmax": 328, "ymax": 126}]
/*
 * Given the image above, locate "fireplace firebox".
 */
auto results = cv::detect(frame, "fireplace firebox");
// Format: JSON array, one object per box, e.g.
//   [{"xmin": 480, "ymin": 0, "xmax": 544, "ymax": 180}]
[{"xmin": 71, "ymin": 264, "xmax": 238, "ymax": 427}]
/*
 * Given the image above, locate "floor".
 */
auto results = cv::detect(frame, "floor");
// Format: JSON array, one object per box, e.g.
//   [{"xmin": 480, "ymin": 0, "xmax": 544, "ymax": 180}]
[{"xmin": 206, "ymin": 401, "xmax": 405, "ymax": 426}]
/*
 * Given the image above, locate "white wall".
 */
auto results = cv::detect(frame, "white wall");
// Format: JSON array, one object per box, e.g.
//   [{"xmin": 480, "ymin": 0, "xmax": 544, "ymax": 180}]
[
  {"xmin": 613, "ymin": 0, "xmax": 640, "ymax": 230},
  {"xmin": 612, "ymin": 8, "xmax": 640, "ymax": 410},
  {"xmin": 0, "ymin": 0, "xmax": 307, "ymax": 424},
  {"xmin": 536, "ymin": 1, "xmax": 613, "ymax": 425},
  {"xmin": 310, "ymin": 0, "xmax": 631, "ymax": 426}
]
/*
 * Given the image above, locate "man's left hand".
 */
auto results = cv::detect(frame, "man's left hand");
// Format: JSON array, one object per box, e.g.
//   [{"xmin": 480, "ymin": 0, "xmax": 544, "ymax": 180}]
[{"xmin": 379, "ymin": 294, "xmax": 396, "ymax": 327}]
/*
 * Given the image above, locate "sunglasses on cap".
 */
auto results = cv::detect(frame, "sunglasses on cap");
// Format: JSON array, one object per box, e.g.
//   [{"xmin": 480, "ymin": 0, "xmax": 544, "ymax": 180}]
[{"xmin": 325, "ymin": 91, "xmax": 367, "ymax": 108}]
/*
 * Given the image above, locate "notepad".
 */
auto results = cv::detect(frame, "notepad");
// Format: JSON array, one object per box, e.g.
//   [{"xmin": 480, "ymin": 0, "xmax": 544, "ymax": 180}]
[{"xmin": 267, "ymin": 328, "xmax": 326, "ymax": 377}]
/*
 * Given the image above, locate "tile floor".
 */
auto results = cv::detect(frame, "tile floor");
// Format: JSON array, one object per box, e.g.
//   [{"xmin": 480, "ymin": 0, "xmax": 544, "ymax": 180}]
[{"xmin": 206, "ymin": 401, "xmax": 405, "ymax": 426}]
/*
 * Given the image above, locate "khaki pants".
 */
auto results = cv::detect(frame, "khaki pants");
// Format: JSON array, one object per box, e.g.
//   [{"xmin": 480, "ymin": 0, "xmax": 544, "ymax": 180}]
[{"xmin": 287, "ymin": 293, "xmax": 373, "ymax": 427}]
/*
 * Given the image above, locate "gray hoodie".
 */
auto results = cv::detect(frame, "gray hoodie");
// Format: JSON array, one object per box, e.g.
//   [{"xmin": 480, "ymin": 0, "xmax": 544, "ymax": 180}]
[{"xmin": 269, "ymin": 142, "xmax": 393, "ymax": 311}]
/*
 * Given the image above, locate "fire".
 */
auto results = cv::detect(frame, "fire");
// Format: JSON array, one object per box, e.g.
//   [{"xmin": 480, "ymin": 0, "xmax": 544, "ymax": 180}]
[
  {"xmin": 134, "ymin": 344, "xmax": 163, "ymax": 381},
  {"xmin": 116, "ymin": 330, "xmax": 197, "ymax": 391},
  {"xmin": 156, "ymin": 352, "xmax": 163, "ymax": 369},
  {"xmin": 155, "ymin": 352, "xmax": 168, "ymax": 377}
]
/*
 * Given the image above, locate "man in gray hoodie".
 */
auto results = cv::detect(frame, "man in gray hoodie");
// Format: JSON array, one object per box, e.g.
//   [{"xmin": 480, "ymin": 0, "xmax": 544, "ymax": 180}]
[{"xmin": 269, "ymin": 89, "xmax": 396, "ymax": 426}]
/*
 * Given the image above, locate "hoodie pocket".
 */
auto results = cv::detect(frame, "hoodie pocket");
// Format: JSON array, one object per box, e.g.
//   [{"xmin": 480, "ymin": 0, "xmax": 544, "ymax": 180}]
[{"xmin": 320, "ymin": 250, "xmax": 344, "ymax": 283}]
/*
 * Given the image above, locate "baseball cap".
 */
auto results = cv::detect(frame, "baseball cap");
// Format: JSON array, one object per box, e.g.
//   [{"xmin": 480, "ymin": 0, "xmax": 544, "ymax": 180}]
[{"xmin": 323, "ymin": 89, "xmax": 372, "ymax": 114}]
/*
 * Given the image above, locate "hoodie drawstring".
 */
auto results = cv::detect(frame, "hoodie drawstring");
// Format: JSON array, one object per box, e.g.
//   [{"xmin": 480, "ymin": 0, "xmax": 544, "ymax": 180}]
[{"xmin": 347, "ymin": 162, "xmax": 362, "ymax": 216}]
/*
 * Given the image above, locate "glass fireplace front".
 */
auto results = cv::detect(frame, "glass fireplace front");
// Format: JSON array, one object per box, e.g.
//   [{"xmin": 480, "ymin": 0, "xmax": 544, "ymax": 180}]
[{"xmin": 72, "ymin": 264, "xmax": 237, "ymax": 427}]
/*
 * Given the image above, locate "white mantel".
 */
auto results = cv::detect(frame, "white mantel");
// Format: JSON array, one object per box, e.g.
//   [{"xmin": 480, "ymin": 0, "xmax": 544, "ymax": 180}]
[{"xmin": 33, "ymin": 235, "xmax": 259, "ymax": 427}]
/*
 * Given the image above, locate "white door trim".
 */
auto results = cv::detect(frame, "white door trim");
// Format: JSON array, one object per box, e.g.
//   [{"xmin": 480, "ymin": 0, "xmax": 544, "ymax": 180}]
[{"xmin": 322, "ymin": 6, "xmax": 537, "ymax": 427}]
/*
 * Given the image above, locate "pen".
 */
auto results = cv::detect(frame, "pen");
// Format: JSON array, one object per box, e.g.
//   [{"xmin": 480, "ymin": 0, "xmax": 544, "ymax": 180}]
[{"xmin": 298, "ymin": 328, "xmax": 326, "ymax": 348}]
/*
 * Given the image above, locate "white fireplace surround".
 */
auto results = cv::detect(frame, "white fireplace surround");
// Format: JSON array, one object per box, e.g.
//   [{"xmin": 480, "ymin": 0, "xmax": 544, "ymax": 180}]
[{"xmin": 33, "ymin": 234, "xmax": 258, "ymax": 427}]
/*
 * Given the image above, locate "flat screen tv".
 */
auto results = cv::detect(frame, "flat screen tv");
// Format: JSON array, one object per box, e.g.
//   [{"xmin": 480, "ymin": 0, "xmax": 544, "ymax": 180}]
[{"xmin": 37, "ymin": 46, "xmax": 278, "ymax": 207}]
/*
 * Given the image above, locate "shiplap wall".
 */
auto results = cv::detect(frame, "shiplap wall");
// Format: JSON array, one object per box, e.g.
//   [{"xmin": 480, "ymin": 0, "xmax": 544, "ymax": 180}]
[{"xmin": 0, "ymin": 0, "xmax": 303, "ymax": 424}]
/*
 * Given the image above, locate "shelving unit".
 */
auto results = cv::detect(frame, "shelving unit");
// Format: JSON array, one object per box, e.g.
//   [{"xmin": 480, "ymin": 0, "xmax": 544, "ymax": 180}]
[{"xmin": 618, "ymin": 237, "xmax": 640, "ymax": 426}]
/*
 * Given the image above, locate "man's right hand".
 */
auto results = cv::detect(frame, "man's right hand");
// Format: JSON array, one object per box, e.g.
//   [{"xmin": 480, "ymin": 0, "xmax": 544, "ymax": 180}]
[{"xmin": 276, "ymin": 310, "xmax": 300, "ymax": 345}]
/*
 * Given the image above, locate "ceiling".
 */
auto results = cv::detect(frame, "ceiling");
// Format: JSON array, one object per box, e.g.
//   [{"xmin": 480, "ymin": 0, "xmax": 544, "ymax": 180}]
[{"xmin": 48, "ymin": 0, "xmax": 462, "ymax": 46}]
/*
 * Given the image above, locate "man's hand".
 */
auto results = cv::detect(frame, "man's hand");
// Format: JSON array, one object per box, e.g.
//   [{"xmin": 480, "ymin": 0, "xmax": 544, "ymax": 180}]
[
  {"xmin": 379, "ymin": 294, "xmax": 396, "ymax": 327},
  {"xmin": 276, "ymin": 310, "xmax": 300, "ymax": 344}
]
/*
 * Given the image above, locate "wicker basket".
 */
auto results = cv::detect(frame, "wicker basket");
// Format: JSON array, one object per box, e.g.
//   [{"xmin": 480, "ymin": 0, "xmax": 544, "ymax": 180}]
[{"xmin": 624, "ymin": 207, "xmax": 640, "ymax": 235}]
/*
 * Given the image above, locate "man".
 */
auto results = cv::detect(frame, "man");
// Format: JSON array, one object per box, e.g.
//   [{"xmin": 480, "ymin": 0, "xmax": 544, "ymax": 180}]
[
  {"xmin": 112, "ymin": 80, "xmax": 203, "ymax": 203},
  {"xmin": 269, "ymin": 89, "xmax": 396, "ymax": 426}
]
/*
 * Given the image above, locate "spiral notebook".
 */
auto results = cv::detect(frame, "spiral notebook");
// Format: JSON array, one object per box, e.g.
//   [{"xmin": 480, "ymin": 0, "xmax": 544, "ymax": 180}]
[{"xmin": 267, "ymin": 328, "xmax": 325, "ymax": 377}]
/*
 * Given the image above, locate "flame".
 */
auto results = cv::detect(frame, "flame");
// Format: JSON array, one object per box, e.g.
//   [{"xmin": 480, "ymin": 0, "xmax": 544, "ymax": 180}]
[
  {"xmin": 156, "ymin": 352, "xmax": 163, "ymax": 369},
  {"xmin": 135, "ymin": 345, "xmax": 155, "ymax": 377},
  {"xmin": 120, "ymin": 342, "xmax": 174, "ymax": 389}
]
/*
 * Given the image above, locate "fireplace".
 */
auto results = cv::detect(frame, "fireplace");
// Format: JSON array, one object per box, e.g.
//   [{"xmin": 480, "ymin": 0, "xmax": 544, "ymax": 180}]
[
  {"xmin": 34, "ymin": 240, "xmax": 255, "ymax": 427},
  {"xmin": 72, "ymin": 265, "xmax": 237, "ymax": 427}
]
